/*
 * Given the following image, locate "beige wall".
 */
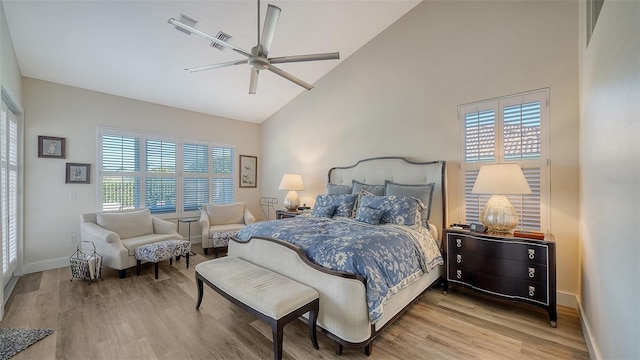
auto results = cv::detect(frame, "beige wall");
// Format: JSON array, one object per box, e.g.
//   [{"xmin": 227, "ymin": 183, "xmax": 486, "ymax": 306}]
[
  {"xmin": 1, "ymin": 1, "xmax": 22, "ymax": 106},
  {"xmin": 21, "ymin": 78, "xmax": 261, "ymax": 272},
  {"xmin": 578, "ymin": 0, "xmax": 640, "ymax": 358},
  {"xmin": 261, "ymin": 1, "xmax": 580, "ymax": 305}
]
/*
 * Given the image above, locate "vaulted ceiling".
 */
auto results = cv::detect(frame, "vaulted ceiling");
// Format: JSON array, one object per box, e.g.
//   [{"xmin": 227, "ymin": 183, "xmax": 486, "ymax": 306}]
[{"xmin": 3, "ymin": 0, "xmax": 420, "ymax": 123}]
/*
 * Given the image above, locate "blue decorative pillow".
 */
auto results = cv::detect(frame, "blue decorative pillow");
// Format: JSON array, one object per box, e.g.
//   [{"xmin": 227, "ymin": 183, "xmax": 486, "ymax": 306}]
[
  {"xmin": 314, "ymin": 194, "xmax": 357, "ymax": 217},
  {"xmin": 380, "ymin": 196, "xmax": 425, "ymax": 227},
  {"xmin": 312, "ymin": 204, "xmax": 337, "ymax": 218},
  {"xmin": 385, "ymin": 181, "xmax": 435, "ymax": 220},
  {"xmin": 351, "ymin": 180, "xmax": 385, "ymax": 196},
  {"xmin": 327, "ymin": 183, "xmax": 352, "ymax": 195},
  {"xmin": 354, "ymin": 203, "xmax": 385, "ymax": 225}
]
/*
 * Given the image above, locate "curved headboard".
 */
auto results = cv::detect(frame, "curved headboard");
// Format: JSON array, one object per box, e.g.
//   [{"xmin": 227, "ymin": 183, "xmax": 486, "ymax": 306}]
[{"xmin": 328, "ymin": 157, "xmax": 447, "ymax": 239}]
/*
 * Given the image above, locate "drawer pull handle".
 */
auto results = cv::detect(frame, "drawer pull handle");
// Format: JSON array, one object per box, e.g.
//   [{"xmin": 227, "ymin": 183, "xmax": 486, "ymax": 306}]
[
  {"xmin": 528, "ymin": 249, "xmax": 535, "ymax": 260},
  {"xmin": 529, "ymin": 286, "xmax": 535, "ymax": 297},
  {"xmin": 529, "ymin": 267, "xmax": 535, "ymax": 278},
  {"xmin": 456, "ymin": 239, "xmax": 462, "ymax": 248},
  {"xmin": 456, "ymin": 270, "xmax": 462, "ymax": 279},
  {"xmin": 456, "ymin": 254, "xmax": 462, "ymax": 263}
]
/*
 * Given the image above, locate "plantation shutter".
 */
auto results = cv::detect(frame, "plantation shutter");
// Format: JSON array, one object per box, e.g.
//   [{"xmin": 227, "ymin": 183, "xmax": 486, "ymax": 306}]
[
  {"xmin": 212, "ymin": 146, "xmax": 235, "ymax": 204},
  {"xmin": 101, "ymin": 134, "xmax": 141, "ymax": 211},
  {"xmin": 1, "ymin": 100, "xmax": 19, "ymax": 283},
  {"xmin": 460, "ymin": 90, "xmax": 548, "ymax": 231},
  {"xmin": 145, "ymin": 139, "xmax": 176, "ymax": 214},
  {"xmin": 183, "ymin": 143, "xmax": 209, "ymax": 211}
]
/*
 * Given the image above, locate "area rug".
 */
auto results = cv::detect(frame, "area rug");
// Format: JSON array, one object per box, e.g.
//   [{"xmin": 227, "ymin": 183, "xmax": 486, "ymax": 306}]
[{"xmin": 0, "ymin": 328, "xmax": 54, "ymax": 360}]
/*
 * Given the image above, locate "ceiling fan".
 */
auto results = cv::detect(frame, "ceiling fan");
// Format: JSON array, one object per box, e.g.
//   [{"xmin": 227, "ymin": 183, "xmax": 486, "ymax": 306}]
[{"xmin": 168, "ymin": 0, "xmax": 340, "ymax": 94}]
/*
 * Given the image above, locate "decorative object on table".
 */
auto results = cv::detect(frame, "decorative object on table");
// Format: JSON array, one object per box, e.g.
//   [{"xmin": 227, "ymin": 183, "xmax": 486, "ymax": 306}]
[
  {"xmin": 278, "ymin": 173, "xmax": 304, "ymax": 211},
  {"xmin": 168, "ymin": 0, "xmax": 339, "ymax": 94},
  {"xmin": 259, "ymin": 196, "xmax": 278, "ymax": 220},
  {"xmin": 0, "ymin": 328, "xmax": 54, "ymax": 360},
  {"xmin": 69, "ymin": 241, "xmax": 103, "ymax": 284},
  {"xmin": 37, "ymin": 135, "xmax": 65, "ymax": 158},
  {"xmin": 471, "ymin": 163, "xmax": 531, "ymax": 234},
  {"xmin": 239, "ymin": 155, "xmax": 257, "ymax": 188},
  {"xmin": 65, "ymin": 163, "xmax": 91, "ymax": 184}
]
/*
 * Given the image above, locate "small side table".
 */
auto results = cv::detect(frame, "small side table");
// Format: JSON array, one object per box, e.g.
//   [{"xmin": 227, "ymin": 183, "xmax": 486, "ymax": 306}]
[{"xmin": 178, "ymin": 217, "xmax": 198, "ymax": 256}]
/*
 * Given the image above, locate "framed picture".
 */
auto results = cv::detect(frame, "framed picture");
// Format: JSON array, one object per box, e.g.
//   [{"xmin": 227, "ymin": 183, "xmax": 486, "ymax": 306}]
[
  {"xmin": 239, "ymin": 155, "xmax": 257, "ymax": 188},
  {"xmin": 38, "ymin": 136, "xmax": 66, "ymax": 158},
  {"xmin": 66, "ymin": 163, "xmax": 91, "ymax": 184}
]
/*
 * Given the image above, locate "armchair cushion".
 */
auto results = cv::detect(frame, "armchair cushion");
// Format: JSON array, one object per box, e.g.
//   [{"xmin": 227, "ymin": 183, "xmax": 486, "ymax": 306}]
[
  {"xmin": 97, "ymin": 209, "xmax": 153, "ymax": 239},
  {"xmin": 206, "ymin": 202, "xmax": 245, "ymax": 225}
]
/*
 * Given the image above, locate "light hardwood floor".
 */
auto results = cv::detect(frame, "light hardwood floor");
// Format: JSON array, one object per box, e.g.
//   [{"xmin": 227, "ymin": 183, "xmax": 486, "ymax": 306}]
[{"xmin": 1, "ymin": 245, "xmax": 589, "ymax": 359}]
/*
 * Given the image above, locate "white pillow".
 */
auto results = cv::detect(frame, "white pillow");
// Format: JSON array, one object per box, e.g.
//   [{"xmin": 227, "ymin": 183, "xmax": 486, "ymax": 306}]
[
  {"xmin": 97, "ymin": 209, "xmax": 153, "ymax": 239},
  {"xmin": 207, "ymin": 202, "xmax": 245, "ymax": 225}
]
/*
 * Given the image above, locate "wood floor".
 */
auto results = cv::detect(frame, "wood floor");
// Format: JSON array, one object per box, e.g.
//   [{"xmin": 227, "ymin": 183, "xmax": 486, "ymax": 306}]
[{"xmin": 1, "ymin": 245, "xmax": 589, "ymax": 360}]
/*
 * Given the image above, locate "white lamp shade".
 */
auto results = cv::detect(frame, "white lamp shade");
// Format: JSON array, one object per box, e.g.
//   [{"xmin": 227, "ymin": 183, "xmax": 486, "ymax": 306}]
[
  {"xmin": 278, "ymin": 173, "xmax": 304, "ymax": 191},
  {"xmin": 471, "ymin": 164, "xmax": 532, "ymax": 195}
]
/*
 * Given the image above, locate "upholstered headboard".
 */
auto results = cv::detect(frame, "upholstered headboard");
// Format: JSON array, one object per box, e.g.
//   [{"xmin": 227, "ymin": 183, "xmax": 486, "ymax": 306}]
[{"xmin": 328, "ymin": 157, "xmax": 447, "ymax": 238}]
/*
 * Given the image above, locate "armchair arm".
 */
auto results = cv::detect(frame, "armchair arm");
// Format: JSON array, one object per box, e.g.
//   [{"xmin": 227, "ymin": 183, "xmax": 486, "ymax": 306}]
[
  {"xmin": 244, "ymin": 208, "xmax": 256, "ymax": 225},
  {"xmin": 152, "ymin": 217, "xmax": 180, "ymax": 236},
  {"xmin": 199, "ymin": 211, "xmax": 210, "ymax": 235},
  {"xmin": 81, "ymin": 222, "xmax": 120, "ymax": 244}
]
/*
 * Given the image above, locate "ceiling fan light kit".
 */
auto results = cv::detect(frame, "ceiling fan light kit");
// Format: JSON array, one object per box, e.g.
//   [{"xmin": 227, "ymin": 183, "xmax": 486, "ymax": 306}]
[{"xmin": 168, "ymin": 0, "xmax": 339, "ymax": 94}]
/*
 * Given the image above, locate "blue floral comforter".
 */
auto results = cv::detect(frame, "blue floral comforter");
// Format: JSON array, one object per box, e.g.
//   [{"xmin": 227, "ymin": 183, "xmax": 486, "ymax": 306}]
[{"xmin": 236, "ymin": 216, "xmax": 443, "ymax": 323}]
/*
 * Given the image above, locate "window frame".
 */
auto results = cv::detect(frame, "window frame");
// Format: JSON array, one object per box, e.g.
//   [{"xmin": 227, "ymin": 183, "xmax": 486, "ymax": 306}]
[
  {"xmin": 458, "ymin": 89, "xmax": 550, "ymax": 232},
  {"xmin": 97, "ymin": 127, "xmax": 236, "ymax": 218}
]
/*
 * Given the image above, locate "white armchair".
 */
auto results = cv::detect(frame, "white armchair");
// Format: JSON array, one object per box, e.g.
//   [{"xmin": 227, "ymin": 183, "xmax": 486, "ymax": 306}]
[
  {"xmin": 200, "ymin": 202, "xmax": 256, "ymax": 257},
  {"xmin": 80, "ymin": 208, "xmax": 183, "ymax": 277}
]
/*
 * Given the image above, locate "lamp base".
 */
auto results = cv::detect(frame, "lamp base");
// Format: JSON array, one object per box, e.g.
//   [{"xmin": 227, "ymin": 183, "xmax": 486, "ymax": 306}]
[
  {"xmin": 480, "ymin": 194, "xmax": 519, "ymax": 233},
  {"xmin": 283, "ymin": 191, "xmax": 300, "ymax": 212}
]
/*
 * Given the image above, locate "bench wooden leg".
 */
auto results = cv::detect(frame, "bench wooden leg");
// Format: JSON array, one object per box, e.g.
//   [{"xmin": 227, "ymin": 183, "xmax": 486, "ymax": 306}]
[
  {"xmin": 186, "ymin": 253, "xmax": 190, "ymax": 268},
  {"xmin": 136, "ymin": 261, "xmax": 141, "ymax": 276},
  {"xmin": 308, "ymin": 299, "xmax": 319, "ymax": 350},
  {"xmin": 195, "ymin": 276, "xmax": 204, "ymax": 309},
  {"xmin": 364, "ymin": 342, "xmax": 373, "ymax": 356},
  {"xmin": 154, "ymin": 262, "xmax": 159, "ymax": 279},
  {"xmin": 272, "ymin": 321, "xmax": 284, "ymax": 360},
  {"xmin": 335, "ymin": 342, "xmax": 343, "ymax": 355}
]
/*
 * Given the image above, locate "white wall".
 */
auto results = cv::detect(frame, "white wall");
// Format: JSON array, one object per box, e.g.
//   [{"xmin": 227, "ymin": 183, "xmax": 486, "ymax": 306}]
[
  {"xmin": 22, "ymin": 78, "xmax": 261, "ymax": 272},
  {"xmin": 578, "ymin": 0, "xmax": 640, "ymax": 358},
  {"xmin": 261, "ymin": 1, "xmax": 580, "ymax": 305}
]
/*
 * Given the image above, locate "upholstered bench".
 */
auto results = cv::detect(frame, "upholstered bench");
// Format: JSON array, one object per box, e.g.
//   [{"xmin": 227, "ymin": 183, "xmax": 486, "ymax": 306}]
[
  {"xmin": 135, "ymin": 239, "xmax": 191, "ymax": 279},
  {"xmin": 195, "ymin": 257, "xmax": 319, "ymax": 360}
]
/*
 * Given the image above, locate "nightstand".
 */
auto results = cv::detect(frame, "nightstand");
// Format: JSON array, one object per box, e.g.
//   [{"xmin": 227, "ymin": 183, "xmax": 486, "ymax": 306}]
[
  {"xmin": 443, "ymin": 228, "xmax": 557, "ymax": 327},
  {"xmin": 276, "ymin": 210, "xmax": 299, "ymax": 219}
]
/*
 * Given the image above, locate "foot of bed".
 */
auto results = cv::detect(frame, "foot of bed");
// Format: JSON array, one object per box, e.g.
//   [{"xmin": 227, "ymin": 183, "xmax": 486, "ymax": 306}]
[
  {"xmin": 364, "ymin": 342, "xmax": 373, "ymax": 356},
  {"xmin": 335, "ymin": 342, "xmax": 343, "ymax": 355}
]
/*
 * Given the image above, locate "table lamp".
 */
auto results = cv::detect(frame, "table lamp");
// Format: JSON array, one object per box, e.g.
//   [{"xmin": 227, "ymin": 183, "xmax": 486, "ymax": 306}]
[
  {"xmin": 278, "ymin": 173, "xmax": 304, "ymax": 211},
  {"xmin": 471, "ymin": 164, "xmax": 531, "ymax": 234}
]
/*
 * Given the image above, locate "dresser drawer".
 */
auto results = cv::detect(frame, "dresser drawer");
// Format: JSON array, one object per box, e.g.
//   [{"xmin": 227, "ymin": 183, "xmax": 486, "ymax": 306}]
[
  {"xmin": 447, "ymin": 251, "xmax": 548, "ymax": 283},
  {"xmin": 448, "ymin": 267, "xmax": 548, "ymax": 304},
  {"xmin": 448, "ymin": 235, "xmax": 548, "ymax": 265}
]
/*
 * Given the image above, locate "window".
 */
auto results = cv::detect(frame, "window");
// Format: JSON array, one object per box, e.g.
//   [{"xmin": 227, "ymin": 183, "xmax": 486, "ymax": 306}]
[
  {"xmin": 98, "ymin": 127, "xmax": 235, "ymax": 216},
  {"xmin": 1, "ymin": 99, "xmax": 19, "ymax": 286},
  {"xmin": 459, "ymin": 89, "xmax": 549, "ymax": 231}
]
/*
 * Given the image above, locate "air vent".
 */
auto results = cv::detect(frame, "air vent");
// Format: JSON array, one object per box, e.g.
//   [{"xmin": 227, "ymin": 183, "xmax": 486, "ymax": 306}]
[
  {"xmin": 211, "ymin": 32, "xmax": 232, "ymax": 51},
  {"xmin": 174, "ymin": 14, "xmax": 197, "ymax": 35}
]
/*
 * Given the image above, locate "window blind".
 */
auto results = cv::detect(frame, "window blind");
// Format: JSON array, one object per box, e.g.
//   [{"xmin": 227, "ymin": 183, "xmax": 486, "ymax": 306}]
[
  {"xmin": 101, "ymin": 134, "xmax": 141, "ymax": 210},
  {"xmin": 465, "ymin": 110, "xmax": 495, "ymax": 163},
  {"xmin": 212, "ymin": 146, "xmax": 235, "ymax": 204},
  {"xmin": 1, "ymin": 100, "xmax": 19, "ymax": 281}
]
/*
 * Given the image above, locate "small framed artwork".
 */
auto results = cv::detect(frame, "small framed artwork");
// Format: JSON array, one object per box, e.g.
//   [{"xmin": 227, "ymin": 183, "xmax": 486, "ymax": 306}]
[
  {"xmin": 239, "ymin": 155, "xmax": 257, "ymax": 188},
  {"xmin": 38, "ymin": 136, "xmax": 66, "ymax": 159},
  {"xmin": 66, "ymin": 163, "xmax": 91, "ymax": 184}
]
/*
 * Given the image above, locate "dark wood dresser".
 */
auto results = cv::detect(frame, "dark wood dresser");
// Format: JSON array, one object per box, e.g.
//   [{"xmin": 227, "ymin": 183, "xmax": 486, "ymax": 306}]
[{"xmin": 443, "ymin": 229, "xmax": 557, "ymax": 327}]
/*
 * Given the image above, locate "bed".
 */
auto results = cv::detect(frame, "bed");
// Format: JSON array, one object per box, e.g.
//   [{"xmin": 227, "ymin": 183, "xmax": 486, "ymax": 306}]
[{"xmin": 228, "ymin": 157, "xmax": 447, "ymax": 355}]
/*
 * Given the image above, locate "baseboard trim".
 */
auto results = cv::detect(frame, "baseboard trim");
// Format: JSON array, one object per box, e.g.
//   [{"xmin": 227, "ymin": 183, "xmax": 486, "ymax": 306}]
[
  {"xmin": 22, "ymin": 257, "xmax": 69, "ymax": 274},
  {"xmin": 577, "ymin": 298, "xmax": 600, "ymax": 360},
  {"xmin": 557, "ymin": 291, "xmax": 578, "ymax": 308}
]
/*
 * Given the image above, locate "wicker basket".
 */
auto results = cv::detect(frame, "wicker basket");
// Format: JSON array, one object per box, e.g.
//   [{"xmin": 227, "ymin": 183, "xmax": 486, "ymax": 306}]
[{"xmin": 69, "ymin": 241, "xmax": 103, "ymax": 284}]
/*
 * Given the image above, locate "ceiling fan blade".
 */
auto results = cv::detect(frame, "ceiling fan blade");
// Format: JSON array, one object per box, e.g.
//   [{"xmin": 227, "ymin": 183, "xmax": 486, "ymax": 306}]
[
  {"xmin": 185, "ymin": 59, "xmax": 247, "ymax": 73},
  {"xmin": 269, "ymin": 52, "xmax": 340, "ymax": 65},
  {"xmin": 168, "ymin": 18, "xmax": 251, "ymax": 57},
  {"xmin": 268, "ymin": 65, "xmax": 313, "ymax": 91},
  {"xmin": 260, "ymin": 4, "xmax": 281, "ymax": 57},
  {"xmin": 249, "ymin": 69, "xmax": 259, "ymax": 94}
]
